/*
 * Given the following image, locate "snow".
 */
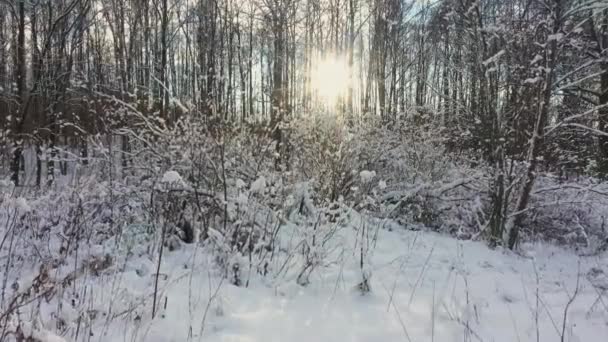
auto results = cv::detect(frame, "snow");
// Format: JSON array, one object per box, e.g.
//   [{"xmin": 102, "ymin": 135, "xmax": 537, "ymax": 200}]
[
  {"xmin": 482, "ymin": 50, "xmax": 505, "ymax": 66},
  {"xmin": 7, "ymin": 222, "xmax": 602, "ymax": 342},
  {"xmin": 167, "ymin": 231, "xmax": 600, "ymax": 340},
  {"xmin": 530, "ymin": 54, "xmax": 543, "ymax": 65},
  {"xmin": 287, "ymin": 182, "xmax": 317, "ymax": 219},
  {"xmin": 548, "ymin": 33, "xmax": 564, "ymax": 42},
  {"xmin": 0, "ymin": 178, "xmax": 11, "ymax": 187},
  {"xmin": 359, "ymin": 170, "xmax": 376, "ymax": 183},
  {"xmin": 524, "ymin": 77, "xmax": 542, "ymax": 84},
  {"xmin": 378, "ymin": 180, "xmax": 387, "ymax": 190},
  {"xmin": 161, "ymin": 170, "xmax": 184, "ymax": 184},
  {"xmin": 250, "ymin": 176, "xmax": 266, "ymax": 194},
  {"xmin": 5, "ymin": 320, "xmax": 67, "ymax": 342},
  {"xmin": 159, "ymin": 170, "xmax": 190, "ymax": 190},
  {"xmin": 235, "ymin": 179, "xmax": 246, "ymax": 189},
  {"xmin": 587, "ymin": 267, "xmax": 608, "ymax": 290},
  {"xmin": 2, "ymin": 179, "xmax": 607, "ymax": 342},
  {"xmin": 237, "ymin": 192, "xmax": 248, "ymax": 205},
  {"xmin": 14, "ymin": 197, "xmax": 32, "ymax": 213}
]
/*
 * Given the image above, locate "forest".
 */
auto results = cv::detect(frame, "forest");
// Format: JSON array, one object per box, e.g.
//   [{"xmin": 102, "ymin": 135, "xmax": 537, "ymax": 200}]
[{"xmin": 1, "ymin": 0, "xmax": 608, "ymax": 341}]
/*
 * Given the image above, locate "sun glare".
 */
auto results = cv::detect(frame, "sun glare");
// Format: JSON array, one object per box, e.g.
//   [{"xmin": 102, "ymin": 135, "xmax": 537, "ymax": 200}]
[{"xmin": 310, "ymin": 56, "xmax": 351, "ymax": 106}]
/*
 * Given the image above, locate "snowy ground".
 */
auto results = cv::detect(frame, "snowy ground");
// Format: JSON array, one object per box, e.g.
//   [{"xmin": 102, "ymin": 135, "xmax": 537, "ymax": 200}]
[
  {"xmin": 6, "ymin": 216, "xmax": 606, "ymax": 342},
  {"xmin": 161, "ymin": 231, "xmax": 608, "ymax": 342}
]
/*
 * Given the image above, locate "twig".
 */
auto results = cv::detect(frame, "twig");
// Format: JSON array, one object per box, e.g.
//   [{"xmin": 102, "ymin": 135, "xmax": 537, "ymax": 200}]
[
  {"xmin": 560, "ymin": 262, "xmax": 581, "ymax": 342},
  {"xmin": 379, "ymin": 282, "xmax": 412, "ymax": 342},
  {"xmin": 408, "ymin": 245, "xmax": 435, "ymax": 308},
  {"xmin": 197, "ymin": 273, "xmax": 225, "ymax": 341}
]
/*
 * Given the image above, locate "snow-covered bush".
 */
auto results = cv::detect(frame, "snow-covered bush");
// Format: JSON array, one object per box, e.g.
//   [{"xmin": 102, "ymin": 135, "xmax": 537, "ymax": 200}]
[
  {"xmin": 287, "ymin": 114, "xmax": 487, "ymax": 238},
  {"xmin": 520, "ymin": 176, "xmax": 608, "ymax": 251},
  {"xmin": 3, "ymin": 106, "xmax": 608, "ymax": 341}
]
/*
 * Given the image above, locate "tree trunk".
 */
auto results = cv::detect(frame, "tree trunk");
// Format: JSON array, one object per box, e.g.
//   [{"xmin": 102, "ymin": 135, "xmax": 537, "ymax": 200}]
[
  {"xmin": 505, "ymin": 3, "xmax": 561, "ymax": 249},
  {"xmin": 271, "ymin": 12, "xmax": 285, "ymax": 168},
  {"xmin": 160, "ymin": 0, "xmax": 169, "ymax": 122},
  {"xmin": 11, "ymin": 0, "xmax": 27, "ymax": 186},
  {"xmin": 598, "ymin": 10, "xmax": 608, "ymax": 177}
]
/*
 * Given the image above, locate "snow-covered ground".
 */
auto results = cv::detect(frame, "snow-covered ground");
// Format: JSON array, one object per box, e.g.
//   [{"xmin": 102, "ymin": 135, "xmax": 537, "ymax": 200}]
[
  {"xmin": 149, "ymin": 230, "xmax": 608, "ymax": 342},
  {"xmin": 6, "ymin": 217, "xmax": 605, "ymax": 342}
]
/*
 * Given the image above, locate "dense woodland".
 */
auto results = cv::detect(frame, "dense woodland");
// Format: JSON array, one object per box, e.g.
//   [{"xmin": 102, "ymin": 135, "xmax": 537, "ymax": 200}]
[{"xmin": 1, "ymin": 0, "xmax": 608, "ymax": 246}]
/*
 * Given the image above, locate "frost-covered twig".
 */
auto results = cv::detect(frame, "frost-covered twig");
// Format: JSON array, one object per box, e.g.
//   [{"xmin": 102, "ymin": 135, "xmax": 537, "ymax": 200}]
[
  {"xmin": 197, "ymin": 272, "xmax": 224, "ymax": 341},
  {"xmin": 560, "ymin": 262, "xmax": 581, "ymax": 342},
  {"xmin": 407, "ymin": 245, "xmax": 434, "ymax": 308}
]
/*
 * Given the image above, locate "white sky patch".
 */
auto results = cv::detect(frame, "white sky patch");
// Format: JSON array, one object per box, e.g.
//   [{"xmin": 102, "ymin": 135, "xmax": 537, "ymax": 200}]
[{"xmin": 310, "ymin": 55, "xmax": 351, "ymax": 105}]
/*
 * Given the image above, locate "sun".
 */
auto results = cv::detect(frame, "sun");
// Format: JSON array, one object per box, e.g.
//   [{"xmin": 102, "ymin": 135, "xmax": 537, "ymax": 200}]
[{"xmin": 310, "ymin": 55, "xmax": 351, "ymax": 106}]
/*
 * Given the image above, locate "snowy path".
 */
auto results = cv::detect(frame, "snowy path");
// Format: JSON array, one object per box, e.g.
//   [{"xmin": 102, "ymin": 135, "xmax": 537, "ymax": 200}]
[{"xmin": 101, "ymin": 227, "xmax": 608, "ymax": 342}]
